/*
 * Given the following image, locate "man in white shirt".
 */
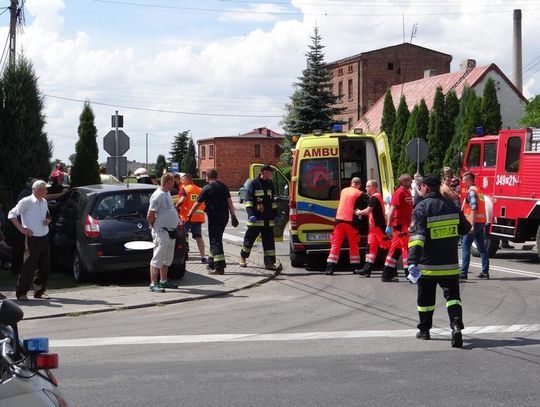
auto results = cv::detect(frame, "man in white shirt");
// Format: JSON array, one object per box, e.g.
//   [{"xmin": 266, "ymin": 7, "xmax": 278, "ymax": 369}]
[{"xmin": 8, "ymin": 180, "xmax": 52, "ymax": 301}]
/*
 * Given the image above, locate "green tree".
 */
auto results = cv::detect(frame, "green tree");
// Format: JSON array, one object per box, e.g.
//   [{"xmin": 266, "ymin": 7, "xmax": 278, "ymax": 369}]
[
  {"xmin": 398, "ymin": 105, "xmax": 419, "ymax": 176},
  {"xmin": 519, "ymin": 94, "xmax": 540, "ymax": 127},
  {"xmin": 70, "ymin": 102, "xmax": 101, "ymax": 187},
  {"xmin": 390, "ymin": 95, "xmax": 410, "ymax": 176},
  {"xmin": 481, "ymin": 78, "xmax": 502, "ymax": 134},
  {"xmin": 424, "ymin": 87, "xmax": 446, "ymax": 174},
  {"xmin": 281, "ymin": 26, "xmax": 344, "ymax": 134},
  {"xmin": 181, "ymin": 137, "xmax": 197, "ymax": 175},
  {"xmin": 155, "ymin": 154, "xmax": 168, "ymax": 177},
  {"xmin": 380, "ymin": 89, "xmax": 396, "ymax": 136},
  {"xmin": 68, "ymin": 153, "xmax": 77, "ymax": 166},
  {"xmin": 458, "ymin": 89, "xmax": 483, "ymax": 151},
  {"xmin": 0, "ymin": 56, "xmax": 52, "ymax": 208},
  {"xmin": 169, "ymin": 130, "xmax": 189, "ymax": 166}
]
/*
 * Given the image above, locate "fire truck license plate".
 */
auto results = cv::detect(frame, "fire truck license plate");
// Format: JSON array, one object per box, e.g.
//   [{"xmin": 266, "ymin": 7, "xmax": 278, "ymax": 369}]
[{"xmin": 306, "ymin": 232, "xmax": 332, "ymax": 241}]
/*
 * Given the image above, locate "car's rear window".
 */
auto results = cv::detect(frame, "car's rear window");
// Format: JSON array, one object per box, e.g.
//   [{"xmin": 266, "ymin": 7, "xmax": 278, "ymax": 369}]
[{"xmin": 91, "ymin": 191, "xmax": 153, "ymax": 220}]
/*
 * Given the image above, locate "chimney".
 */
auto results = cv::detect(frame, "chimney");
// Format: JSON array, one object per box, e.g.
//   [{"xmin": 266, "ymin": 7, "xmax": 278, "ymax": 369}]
[
  {"xmin": 423, "ymin": 68, "xmax": 437, "ymax": 78},
  {"xmin": 459, "ymin": 59, "xmax": 476, "ymax": 71},
  {"xmin": 513, "ymin": 9, "xmax": 523, "ymax": 93}
]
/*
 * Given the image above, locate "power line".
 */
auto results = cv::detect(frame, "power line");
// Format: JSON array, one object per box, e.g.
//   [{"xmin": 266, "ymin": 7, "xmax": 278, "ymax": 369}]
[{"xmin": 44, "ymin": 93, "xmax": 284, "ymax": 118}]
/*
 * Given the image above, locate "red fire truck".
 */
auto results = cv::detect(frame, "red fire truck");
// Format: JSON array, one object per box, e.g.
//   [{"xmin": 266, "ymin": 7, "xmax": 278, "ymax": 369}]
[{"xmin": 461, "ymin": 128, "xmax": 540, "ymax": 258}]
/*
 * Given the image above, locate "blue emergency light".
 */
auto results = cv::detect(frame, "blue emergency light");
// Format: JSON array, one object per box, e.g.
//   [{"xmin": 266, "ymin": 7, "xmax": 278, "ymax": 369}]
[
  {"xmin": 332, "ymin": 124, "xmax": 343, "ymax": 132},
  {"xmin": 475, "ymin": 126, "xmax": 484, "ymax": 136},
  {"xmin": 23, "ymin": 337, "xmax": 49, "ymax": 354}
]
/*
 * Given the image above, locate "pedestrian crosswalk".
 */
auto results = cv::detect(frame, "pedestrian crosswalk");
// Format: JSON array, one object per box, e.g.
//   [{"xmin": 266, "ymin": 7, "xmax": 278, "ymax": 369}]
[{"xmin": 199, "ymin": 217, "xmax": 290, "ymax": 245}]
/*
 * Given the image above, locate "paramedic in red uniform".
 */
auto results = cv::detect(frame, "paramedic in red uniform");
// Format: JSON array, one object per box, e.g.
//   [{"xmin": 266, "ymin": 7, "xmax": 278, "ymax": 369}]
[
  {"xmin": 354, "ymin": 179, "xmax": 390, "ymax": 277},
  {"xmin": 382, "ymin": 174, "xmax": 413, "ymax": 282},
  {"xmin": 324, "ymin": 177, "xmax": 369, "ymax": 275}
]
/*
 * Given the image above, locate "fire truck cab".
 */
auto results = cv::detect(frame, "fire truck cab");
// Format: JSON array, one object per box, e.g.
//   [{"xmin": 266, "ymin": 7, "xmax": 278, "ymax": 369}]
[
  {"xmin": 288, "ymin": 127, "xmax": 394, "ymax": 268},
  {"xmin": 461, "ymin": 128, "xmax": 540, "ymax": 258}
]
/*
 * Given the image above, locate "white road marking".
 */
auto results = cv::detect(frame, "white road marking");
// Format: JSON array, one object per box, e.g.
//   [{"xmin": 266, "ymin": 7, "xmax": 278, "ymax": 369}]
[
  {"xmin": 50, "ymin": 324, "xmax": 540, "ymax": 348},
  {"xmin": 469, "ymin": 262, "xmax": 539, "ymax": 278},
  {"xmin": 222, "ymin": 232, "xmax": 245, "ymax": 243}
]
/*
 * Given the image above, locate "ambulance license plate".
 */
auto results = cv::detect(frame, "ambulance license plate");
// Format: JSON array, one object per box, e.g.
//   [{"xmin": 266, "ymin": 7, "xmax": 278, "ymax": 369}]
[{"xmin": 306, "ymin": 232, "xmax": 332, "ymax": 241}]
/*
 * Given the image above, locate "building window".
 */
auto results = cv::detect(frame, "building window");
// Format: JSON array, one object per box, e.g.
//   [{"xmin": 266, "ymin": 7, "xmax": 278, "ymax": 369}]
[
  {"xmin": 387, "ymin": 62, "xmax": 394, "ymax": 70},
  {"xmin": 209, "ymin": 144, "xmax": 214, "ymax": 158},
  {"xmin": 275, "ymin": 144, "xmax": 282, "ymax": 158},
  {"xmin": 337, "ymin": 67, "xmax": 343, "ymax": 76},
  {"xmin": 255, "ymin": 144, "xmax": 261, "ymax": 158},
  {"xmin": 200, "ymin": 146, "xmax": 206, "ymax": 158},
  {"xmin": 348, "ymin": 79, "xmax": 353, "ymax": 101},
  {"xmin": 201, "ymin": 171, "xmax": 206, "ymax": 178},
  {"xmin": 347, "ymin": 65, "xmax": 353, "ymax": 73},
  {"xmin": 338, "ymin": 81, "xmax": 343, "ymax": 102},
  {"xmin": 348, "ymin": 117, "xmax": 353, "ymax": 129}
]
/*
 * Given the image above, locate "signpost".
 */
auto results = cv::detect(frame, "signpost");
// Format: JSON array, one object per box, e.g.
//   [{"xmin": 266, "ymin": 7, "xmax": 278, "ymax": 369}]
[
  {"xmin": 103, "ymin": 111, "xmax": 130, "ymax": 178},
  {"xmin": 406, "ymin": 137, "xmax": 429, "ymax": 175}
]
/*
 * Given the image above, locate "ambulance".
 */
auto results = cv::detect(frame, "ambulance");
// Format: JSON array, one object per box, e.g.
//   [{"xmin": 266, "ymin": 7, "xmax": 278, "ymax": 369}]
[{"xmin": 251, "ymin": 126, "xmax": 394, "ymax": 268}]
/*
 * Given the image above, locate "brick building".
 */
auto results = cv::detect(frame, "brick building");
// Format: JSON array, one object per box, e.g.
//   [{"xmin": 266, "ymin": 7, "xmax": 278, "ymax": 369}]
[
  {"xmin": 197, "ymin": 127, "xmax": 284, "ymax": 189},
  {"xmin": 326, "ymin": 43, "xmax": 452, "ymax": 129}
]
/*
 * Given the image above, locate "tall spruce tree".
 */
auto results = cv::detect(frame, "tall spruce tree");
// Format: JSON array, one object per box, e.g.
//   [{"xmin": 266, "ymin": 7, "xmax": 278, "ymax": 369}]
[
  {"xmin": 169, "ymin": 130, "xmax": 189, "ymax": 165},
  {"xmin": 424, "ymin": 87, "xmax": 446, "ymax": 174},
  {"xmin": 155, "ymin": 154, "xmax": 167, "ymax": 177},
  {"xmin": 481, "ymin": 78, "xmax": 502, "ymax": 134},
  {"xmin": 181, "ymin": 137, "xmax": 197, "ymax": 175},
  {"xmin": 398, "ymin": 99, "xmax": 429, "ymax": 176},
  {"xmin": 459, "ymin": 89, "xmax": 483, "ymax": 151},
  {"xmin": 281, "ymin": 26, "xmax": 344, "ymax": 135},
  {"xmin": 70, "ymin": 102, "xmax": 101, "ymax": 187},
  {"xmin": 0, "ymin": 56, "xmax": 51, "ymax": 208},
  {"xmin": 380, "ymin": 89, "xmax": 396, "ymax": 136},
  {"xmin": 390, "ymin": 95, "xmax": 410, "ymax": 176}
]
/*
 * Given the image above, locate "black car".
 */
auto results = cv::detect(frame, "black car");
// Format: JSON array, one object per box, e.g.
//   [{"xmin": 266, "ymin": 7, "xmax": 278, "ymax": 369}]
[{"xmin": 50, "ymin": 184, "xmax": 187, "ymax": 282}]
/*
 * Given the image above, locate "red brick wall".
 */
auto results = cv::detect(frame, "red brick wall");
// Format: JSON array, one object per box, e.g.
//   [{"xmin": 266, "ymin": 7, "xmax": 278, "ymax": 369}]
[
  {"xmin": 198, "ymin": 137, "xmax": 283, "ymax": 189},
  {"xmin": 329, "ymin": 45, "xmax": 452, "ymax": 128}
]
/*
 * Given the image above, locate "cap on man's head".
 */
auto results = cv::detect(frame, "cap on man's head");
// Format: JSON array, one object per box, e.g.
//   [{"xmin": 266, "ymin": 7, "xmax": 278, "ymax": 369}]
[
  {"xmin": 420, "ymin": 174, "xmax": 440, "ymax": 188},
  {"xmin": 261, "ymin": 164, "xmax": 274, "ymax": 172}
]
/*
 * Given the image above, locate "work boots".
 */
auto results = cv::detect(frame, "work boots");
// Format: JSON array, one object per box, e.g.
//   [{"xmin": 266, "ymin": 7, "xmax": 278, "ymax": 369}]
[
  {"xmin": 451, "ymin": 318, "xmax": 464, "ymax": 348},
  {"xmin": 354, "ymin": 262, "xmax": 373, "ymax": 278}
]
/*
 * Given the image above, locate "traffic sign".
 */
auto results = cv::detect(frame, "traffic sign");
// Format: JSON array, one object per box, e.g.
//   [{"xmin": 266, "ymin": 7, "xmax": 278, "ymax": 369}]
[
  {"xmin": 106, "ymin": 156, "xmax": 128, "ymax": 178},
  {"xmin": 171, "ymin": 162, "xmax": 179, "ymax": 173},
  {"xmin": 406, "ymin": 137, "xmax": 429, "ymax": 164},
  {"xmin": 103, "ymin": 130, "xmax": 130, "ymax": 156}
]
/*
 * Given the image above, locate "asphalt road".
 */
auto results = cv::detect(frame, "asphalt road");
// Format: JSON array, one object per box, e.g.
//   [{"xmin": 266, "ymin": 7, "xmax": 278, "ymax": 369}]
[{"xmin": 19, "ymin": 202, "xmax": 540, "ymax": 407}]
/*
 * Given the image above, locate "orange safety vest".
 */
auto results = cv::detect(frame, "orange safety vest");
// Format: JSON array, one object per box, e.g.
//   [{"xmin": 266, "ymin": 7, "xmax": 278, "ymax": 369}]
[
  {"xmin": 336, "ymin": 187, "xmax": 362, "ymax": 222},
  {"xmin": 179, "ymin": 184, "xmax": 205, "ymax": 223},
  {"xmin": 463, "ymin": 185, "xmax": 486, "ymax": 224},
  {"xmin": 369, "ymin": 192, "xmax": 386, "ymax": 229}
]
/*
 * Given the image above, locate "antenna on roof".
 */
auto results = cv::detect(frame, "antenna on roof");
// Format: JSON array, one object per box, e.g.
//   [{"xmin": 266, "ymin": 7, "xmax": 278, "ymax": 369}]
[{"xmin": 400, "ymin": 23, "xmax": 419, "ymax": 96}]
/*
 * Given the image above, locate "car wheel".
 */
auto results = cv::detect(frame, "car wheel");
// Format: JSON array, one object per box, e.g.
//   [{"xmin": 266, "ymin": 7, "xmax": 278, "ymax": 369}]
[
  {"xmin": 73, "ymin": 251, "xmax": 90, "ymax": 283},
  {"xmin": 289, "ymin": 246, "xmax": 305, "ymax": 268},
  {"xmin": 168, "ymin": 261, "xmax": 186, "ymax": 280}
]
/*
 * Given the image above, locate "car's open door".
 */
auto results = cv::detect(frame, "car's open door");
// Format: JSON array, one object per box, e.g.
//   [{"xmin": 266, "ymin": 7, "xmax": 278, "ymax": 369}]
[
  {"xmin": 249, "ymin": 163, "xmax": 290, "ymax": 242},
  {"xmin": 374, "ymin": 132, "xmax": 394, "ymax": 199}
]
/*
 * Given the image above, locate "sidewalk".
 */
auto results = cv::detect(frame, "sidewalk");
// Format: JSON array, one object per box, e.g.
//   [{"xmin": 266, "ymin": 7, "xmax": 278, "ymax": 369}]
[{"xmin": 2, "ymin": 249, "xmax": 278, "ymax": 321}]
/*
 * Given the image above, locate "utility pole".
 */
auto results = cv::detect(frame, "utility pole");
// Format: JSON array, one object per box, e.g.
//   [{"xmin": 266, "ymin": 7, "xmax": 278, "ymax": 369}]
[{"xmin": 9, "ymin": 0, "xmax": 19, "ymax": 66}]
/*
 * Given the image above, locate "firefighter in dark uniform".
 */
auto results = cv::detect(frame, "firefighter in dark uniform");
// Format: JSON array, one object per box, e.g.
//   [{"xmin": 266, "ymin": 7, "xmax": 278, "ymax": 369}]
[
  {"xmin": 239, "ymin": 164, "xmax": 280, "ymax": 271},
  {"xmin": 187, "ymin": 169, "xmax": 238, "ymax": 275},
  {"xmin": 407, "ymin": 175, "xmax": 471, "ymax": 348}
]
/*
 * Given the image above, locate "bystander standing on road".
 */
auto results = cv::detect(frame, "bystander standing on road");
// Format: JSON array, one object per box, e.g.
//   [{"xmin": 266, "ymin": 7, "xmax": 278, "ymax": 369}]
[
  {"xmin": 460, "ymin": 171, "xmax": 490, "ymax": 279},
  {"xmin": 177, "ymin": 173, "xmax": 207, "ymax": 263},
  {"xmin": 324, "ymin": 177, "xmax": 368, "ymax": 275},
  {"xmin": 187, "ymin": 169, "xmax": 238, "ymax": 275},
  {"xmin": 355, "ymin": 179, "xmax": 390, "ymax": 277},
  {"xmin": 440, "ymin": 174, "xmax": 460, "ymax": 208},
  {"xmin": 147, "ymin": 173, "xmax": 180, "ymax": 292},
  {"xmin": 7, "ymin": 180, "xmax": 52, "ymax": 301},
  {"xmin": 383, "ymin": 174, "xmax": 413, "ymax": 282},
  {"xmin": 239, "ymin": 164, "xmax": 281, "ymax": 271},
  {"xmin": 407, "ymin": 175, "xmax": 471, "ymax": 347}
]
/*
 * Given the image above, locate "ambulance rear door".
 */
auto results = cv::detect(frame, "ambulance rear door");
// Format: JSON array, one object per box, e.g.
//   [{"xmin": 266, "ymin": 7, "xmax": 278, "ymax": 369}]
[
  {"xmin": 249, "ymin": 163, "xmax": 290, "ymax": 242},
  {"xmin": 374, "ymin": 132, "xmax": 394, "ymax": 199}
]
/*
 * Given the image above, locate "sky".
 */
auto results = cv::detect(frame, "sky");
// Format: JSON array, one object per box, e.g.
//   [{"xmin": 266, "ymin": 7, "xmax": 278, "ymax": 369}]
[{"xmin": 1, "ymin": 0, "xmax": 540, "ymax": 165}]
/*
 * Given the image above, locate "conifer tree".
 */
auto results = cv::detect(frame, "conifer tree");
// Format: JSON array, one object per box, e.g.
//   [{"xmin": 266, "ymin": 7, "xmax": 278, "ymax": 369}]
[
  {"xmin": 398, "ymin": 105, "xmax": 419, "ymax": 176},
  {"xmin": 424, "ymin": 87, "xmax": 446, "ymax": 174},
  {"xmin": 481, "ymin": 78, "xmax": 502, "ymax": 134},
  {"xmin": 380, "ymin": 89, "xmax": 396, "ymax": 136},
  {"xmin": 0, "ymin": 56, "xmax": 51, "ymax": 207},
  {"xmin": 155, "ymin": 155, "xmax": 168, "ymax": 177},
  {"xmin": 281, "ymin": 26, "xmax": 344, "ymax": 135},
  {"xmin": 181, "ymin": 137, "xmax": 197, "ymax": 175},
  {"xmin": 390, "ymin": 95, "xmax": 410, "ymax": 176},
  {"xmin": 70, "ymin": 102, "xmax": 101, "ymax": 187},
  {"xmin": 170, "ymin": 130, "xmax": 190, "ymax": 165}
]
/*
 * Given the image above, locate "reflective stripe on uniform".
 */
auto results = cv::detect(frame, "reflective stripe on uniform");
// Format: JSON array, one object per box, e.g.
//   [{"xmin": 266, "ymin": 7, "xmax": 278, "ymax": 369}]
[
  {"xmin": 427, "ymin": 217, "xmax": 459, "ymax": 240},
  {"xmin": 245, "ymin": 202, "xmax": 254, "ymax": 208},
  {"xmin": 213, "ymin": 254, "xmax": 225, "ymax": 262},
  {"xmin": 247, "ymin": 220, "xmax": 265, "ymax": 227},
  {"xmin": 254, "ymin": 190, "xmax": 264, "ymax": 196},
  {"xmin": 408, "ymin": 238, "xmax": 425, "ymax": 248},
  {"xmin": 419, "ymin": 268, "xmax": 460, "ymax": 277},
  {"xmin": 272, "ymin": 203, "xmax": 278, "ymax": 209},
  {"xmin": 242, "ymin": 246, "xmax": 251, "ymax": 253},
  {"xmin": 417, "ymin": 305, "xmax": 436, "ymax": 312},
  {"xmin": 264, "ymin": 250, "xmax": 276, "ymax": 256},
  {"xmin": 446, "ymin": 299, "xmax": 461, "ymax": 308},
  {"xmin": 426, "ymin": 214, "xmax": 460, "ymax": 223}
]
